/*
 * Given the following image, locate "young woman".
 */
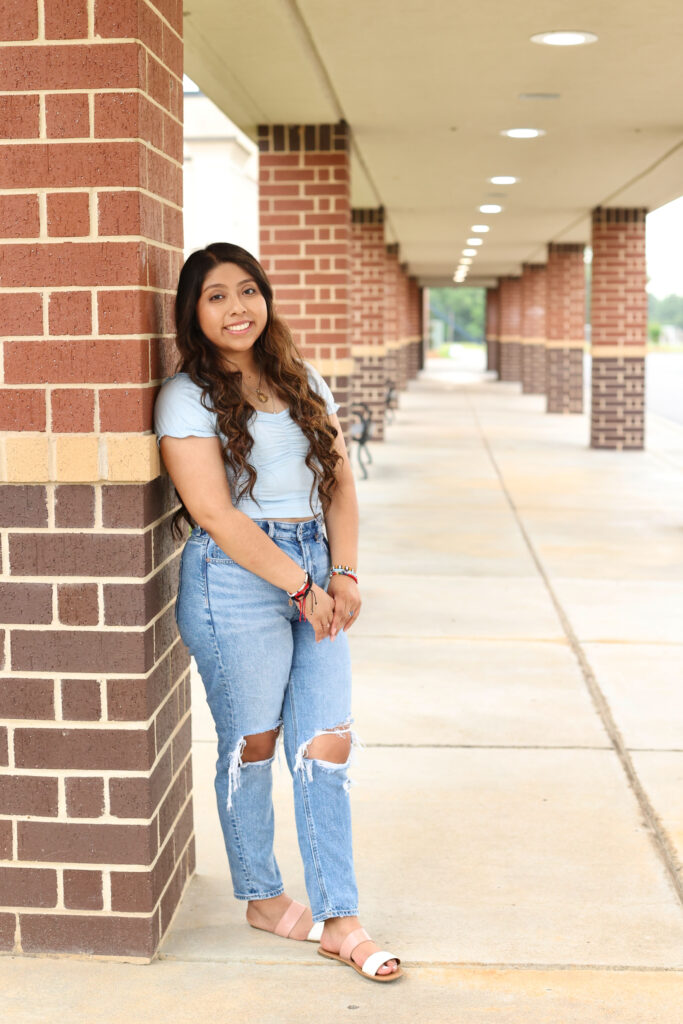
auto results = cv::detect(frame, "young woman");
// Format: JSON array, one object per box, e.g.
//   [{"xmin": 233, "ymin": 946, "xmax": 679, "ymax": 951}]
[{"xmin": 154, "ymin": 243, "xmax": 402, "ymax": 982}]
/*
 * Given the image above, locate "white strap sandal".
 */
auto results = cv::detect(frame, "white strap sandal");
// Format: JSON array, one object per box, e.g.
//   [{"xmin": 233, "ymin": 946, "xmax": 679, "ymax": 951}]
[{"xmin": 318, "ymin": 926, "xmax": 403, "ymax": 982}]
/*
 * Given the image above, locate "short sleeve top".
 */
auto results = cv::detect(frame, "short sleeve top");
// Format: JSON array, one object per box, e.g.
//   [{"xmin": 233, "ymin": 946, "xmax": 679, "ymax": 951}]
[{"xmin": 153, "ymin": 362, "xmax": 339, "ymax": 519}]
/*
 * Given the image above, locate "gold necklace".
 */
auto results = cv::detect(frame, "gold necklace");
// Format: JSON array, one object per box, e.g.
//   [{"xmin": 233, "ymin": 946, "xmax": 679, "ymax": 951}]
[{"xmin": 254, "ymin": 368, "xmax": 269, "ymax": 404}]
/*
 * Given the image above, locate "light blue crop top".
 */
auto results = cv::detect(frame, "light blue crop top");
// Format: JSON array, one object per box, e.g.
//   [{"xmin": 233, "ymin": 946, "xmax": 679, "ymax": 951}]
[{"xmin": 153, "ymin": 363, "xmax": 339, "ymax": 519}]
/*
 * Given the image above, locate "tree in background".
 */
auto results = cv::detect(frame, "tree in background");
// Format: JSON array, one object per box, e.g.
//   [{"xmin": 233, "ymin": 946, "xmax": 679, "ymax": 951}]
[
  {"xmin": 430, "ymin": 288, "xmax": 485, "ymax": 342},
  {"xmin": 648, "ymin": 293, "xmax": 683, "ymax": 330}
]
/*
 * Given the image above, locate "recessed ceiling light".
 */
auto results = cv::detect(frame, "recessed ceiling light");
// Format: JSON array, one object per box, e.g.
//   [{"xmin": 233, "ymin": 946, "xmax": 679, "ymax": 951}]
[
  {"xmin": 530, "ymin": 30, "xmax": 598, "ymax": 47},
  {"xmin": 489, "ymin": 176, "xmax": 518, "ymax": 185},
  {"xmin": 479, "ymin": 204, "xmax": 502, "ymax": 214},
  {"xmin": 467, "ymin": 238, "xmax": 483, "ymax": 246},
  {"xmin": 501, "ymin": 128, "xmax": 545, "ymax": 139},
  {"xmin": 460, "ymin": 257, "xmax": 473, "ymax": 265},
  {"xmin": 462, "ymin": 249, "xmax": 477, "ymax": 257},
  {"xmin": 471, "ymin": 225, "xmax": 490, "ymax": 233}
]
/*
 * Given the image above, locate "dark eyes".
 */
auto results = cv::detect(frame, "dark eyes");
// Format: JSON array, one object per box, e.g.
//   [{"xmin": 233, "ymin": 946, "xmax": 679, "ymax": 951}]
[{"xmin": 208, "ymin": 287, "xmax": 257, "ymax": 301}]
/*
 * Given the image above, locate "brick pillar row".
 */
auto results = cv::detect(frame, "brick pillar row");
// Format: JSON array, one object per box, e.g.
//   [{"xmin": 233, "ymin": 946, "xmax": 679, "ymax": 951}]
[
  {"xmin": 257, "ymin": 122, "xmax": 352, "ymax": 432},
  {"xmin": 0, "ymin": 0, "xmax": 193, "ymax": 960},
  {"xmin": 520, "ymin": 263, "xmax": 547, "ymax": 395},
  {"xmin": 498, "ymin": 276, "xmax": 522, "ymax": 382},
  {"xmin": 590, "ymin": 207, "xmax": 647, "ymax": 449},
  {"xmin": 485, "ymin": 285, "xmax": 500, "ymax": 375},
  {"xmin": 350, "ymin": 208, "xmax": 386, "ymax": 439},
  {"xmin": 546, "ymin": 243, "xmax": 585, "ymax": 414}
]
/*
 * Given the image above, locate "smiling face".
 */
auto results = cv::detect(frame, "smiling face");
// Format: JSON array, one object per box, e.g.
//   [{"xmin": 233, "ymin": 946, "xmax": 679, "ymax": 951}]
[{"xmin": 195, "ymin": 261, "xmax": 269, "ymax": 369}]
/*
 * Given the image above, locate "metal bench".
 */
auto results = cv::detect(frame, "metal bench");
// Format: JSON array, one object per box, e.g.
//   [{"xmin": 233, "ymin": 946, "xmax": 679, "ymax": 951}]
[{"xmin": 349, "ymin": 402, "xmax": 373, "ymax": 479}]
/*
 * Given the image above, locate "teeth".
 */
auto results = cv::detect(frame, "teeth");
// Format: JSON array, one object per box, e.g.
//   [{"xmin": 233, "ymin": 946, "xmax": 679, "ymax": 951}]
[{"xmin": 225, "ymin": 322, "xmax": 251, "ymax": 333}]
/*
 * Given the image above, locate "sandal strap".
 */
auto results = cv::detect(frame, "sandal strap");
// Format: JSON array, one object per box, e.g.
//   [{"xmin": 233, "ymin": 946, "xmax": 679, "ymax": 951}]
[
  {"xmin": 339, "ymin": 926, "xmax": 370, "ymax": 963},
  {"xmin": 362, "ymin": 950, "xmax": 400, "ymax": 977},
  {"xmin": 274, "ymin": 899, "xmax": 305, "ymax": 938}
]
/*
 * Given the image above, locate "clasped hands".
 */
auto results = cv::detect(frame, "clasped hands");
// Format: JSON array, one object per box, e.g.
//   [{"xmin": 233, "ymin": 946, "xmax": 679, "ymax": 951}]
[{"xmin": 306, "ymin": 574, "xmax": 361, "ymax": 643}]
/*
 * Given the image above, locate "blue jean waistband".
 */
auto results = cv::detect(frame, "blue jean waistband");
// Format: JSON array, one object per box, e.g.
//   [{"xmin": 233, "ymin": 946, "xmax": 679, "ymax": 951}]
[{"xmin": 187, "ymin": 515, "xmax": 323, "ymax": 545}]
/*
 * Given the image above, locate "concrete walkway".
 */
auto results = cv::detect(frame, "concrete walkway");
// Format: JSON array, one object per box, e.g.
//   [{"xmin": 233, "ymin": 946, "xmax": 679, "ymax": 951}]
[{"xmin": 4, "ymin": 353, "xmax": 683, "ymax": 1022}]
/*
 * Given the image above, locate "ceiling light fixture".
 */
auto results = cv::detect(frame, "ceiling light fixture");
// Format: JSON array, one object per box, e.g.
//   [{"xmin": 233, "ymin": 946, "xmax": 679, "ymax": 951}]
[
  {"xmin": 460, "ymin": 258, "xmax": 473, "ymax": 265},
  {"xmin": 530, "ymin": 30, "xmax": 598, "ymax": 47},
  {"xmin": 501, "ymin": 128, "xmax": 545, "ymax": 139},
  {"xmin": 489, "ymin": 176, "xmax": 518, "ymax": 185},
  {"xmin": 471, "ymin": 225, "xmax": 490, "ymax": 233},
  {"xmin": 462, "ymin": 249, "xmax": 477, "ymax": 257},
  {"xmin": 479, "ymin": 204, "xmax": 502, "ymax": 214},
  {"xmin": 467, "ymin": 238, "xmax": 483, "ymax": 246}
]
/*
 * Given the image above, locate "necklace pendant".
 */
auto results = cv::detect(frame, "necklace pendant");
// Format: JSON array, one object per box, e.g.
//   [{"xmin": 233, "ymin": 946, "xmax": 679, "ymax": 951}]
[{"xmin": 255, "ymin": 388, "xmax": 269, "ymax": 404}]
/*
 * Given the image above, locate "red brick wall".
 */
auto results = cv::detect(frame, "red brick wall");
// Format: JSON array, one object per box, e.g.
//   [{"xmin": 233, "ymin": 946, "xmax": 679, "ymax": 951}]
[
  {"xmin": 546, "ymin": 243, "xmax": 585, "ymax": 414},
  {"xmin": 0, "ymin": 0, "xmax": 193, "ymax": 959},
  {"xmin": 257, "ymin": 123, "xmax": 351, "ymax": 430},
  {"xmin": 350, "ymin": 209, "xmax": 386, "ymax": 439},
  {"xmin": 520, "ymin": 263, "xmax": 547, "ymax": 395},
  {"xmin": 590, "ymin": 208, "xmax": 647, "ymax": 448},
  {"xmin": 498, "ymin": 276, "xmax": 522, "ymax": 382}
]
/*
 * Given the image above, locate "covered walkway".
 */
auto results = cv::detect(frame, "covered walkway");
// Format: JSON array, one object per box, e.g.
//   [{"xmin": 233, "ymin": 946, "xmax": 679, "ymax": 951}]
[{"xmin": 6, "ymin": 359, "xmax": 682, "ymax": 1020}]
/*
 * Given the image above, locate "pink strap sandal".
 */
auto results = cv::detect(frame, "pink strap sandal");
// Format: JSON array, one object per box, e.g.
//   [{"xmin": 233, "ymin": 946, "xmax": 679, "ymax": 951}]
[
  {"xmin": 249, "ymin": 898, "xmax": 323, "ymax": 942},
  {"xmin": 318, "ymin": 927, "xmax": 403, "ymax": 982}
]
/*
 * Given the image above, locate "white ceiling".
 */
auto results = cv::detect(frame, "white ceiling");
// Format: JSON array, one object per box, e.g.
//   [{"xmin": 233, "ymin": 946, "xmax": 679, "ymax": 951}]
[{"xmin": 183, "ymin": 0, "xmax": 683, "ymax": 287}]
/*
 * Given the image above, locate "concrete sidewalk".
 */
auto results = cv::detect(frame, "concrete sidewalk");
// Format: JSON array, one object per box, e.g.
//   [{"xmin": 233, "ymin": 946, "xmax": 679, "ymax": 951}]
[{"xmin": 4, "ymin": 355, "xmax": 683, "ymax": 1022}]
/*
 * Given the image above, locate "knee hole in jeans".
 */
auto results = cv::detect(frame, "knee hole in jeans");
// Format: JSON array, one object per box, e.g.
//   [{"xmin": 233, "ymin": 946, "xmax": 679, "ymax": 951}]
[
  {"xmin": 305, "ymin": 730, "xmax": 352, "ymax": 764},
  {"xmin": 241, "ymin": 727, "xmax": 280, "ymax": 763}
]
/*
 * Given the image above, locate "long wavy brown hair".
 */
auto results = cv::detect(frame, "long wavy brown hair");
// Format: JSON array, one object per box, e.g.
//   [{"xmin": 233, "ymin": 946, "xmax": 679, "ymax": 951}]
[{"xmin": 170, "ymin": 242, "xmax": 340, "ymax": 536}]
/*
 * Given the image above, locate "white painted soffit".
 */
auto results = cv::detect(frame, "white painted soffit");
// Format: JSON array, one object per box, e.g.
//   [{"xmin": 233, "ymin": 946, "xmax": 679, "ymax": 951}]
[{"xmin": 182, "ymin": 0, "xmax": 683, "ymax": 285}]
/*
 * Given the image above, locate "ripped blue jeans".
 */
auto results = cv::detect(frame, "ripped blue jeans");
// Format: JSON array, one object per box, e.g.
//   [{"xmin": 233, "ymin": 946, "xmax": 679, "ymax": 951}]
[{"xmin": 175, "ymin": 517, "xmax": 359, "ymax": 922}]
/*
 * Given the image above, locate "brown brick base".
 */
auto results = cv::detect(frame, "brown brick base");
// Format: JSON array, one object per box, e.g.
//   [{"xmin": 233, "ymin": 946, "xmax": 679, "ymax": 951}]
[
  {"xmin": 352, "ymin": 353, "xmax": 386, "ymax": 441},
  {"xmin": 521, "ymin": 344, "xmax": 546, "ymax": 395},
  {"xmin": 591, "ymin": 355, "xmax": 645, "ymax": 449},
  {"xmin": 499, "ymin": 341, "xmax": 522, "ymax": 382},
  {"xmin": 547, "ymin": 347, "xmax": 584, "ymax": 413},
  {"xmin": 486, "ymin": 338, "xmax": 499, "ymax": 374}
]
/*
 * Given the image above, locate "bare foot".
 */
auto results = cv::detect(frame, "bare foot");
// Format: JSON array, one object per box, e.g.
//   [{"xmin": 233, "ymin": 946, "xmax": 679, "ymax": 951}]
[
  {"xmin": 246, "ymin": 893, "xmax": 314, "ymax": 941},
  {"xmin": 320, "ymin": 916, "xmax": 399, "ymax": 976}
]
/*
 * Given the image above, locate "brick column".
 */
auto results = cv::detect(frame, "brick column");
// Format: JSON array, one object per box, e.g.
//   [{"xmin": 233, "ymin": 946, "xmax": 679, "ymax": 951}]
[
  {"xmin": 421, "ymin": 286, "xmax": 430, "ymax": 370},
  {"xmin": 384, "ymin": 243, "xmax": 400, "ymax": 401},
  {"xmin": 590, "ymin": 208, "xmax": 647, "ymax": 449},
  {"xmin": 0, "ymin": 1, "xmax": 193, "ymax": 959},
  {"xmin": 257, "ymin": 122, "xmax": 351, "ymax": 431},
  {"xmin": 350, "ymin": 208, "xmax": 386, "ymax": 439},
  {"xmin": 498, "ymin": 276, "xmax": 522, "ymax": 381},
  {"xmin": 407, "ymin": 276, "xmax": 421, "ymax": 379},
  {"xmin": 396, "ymin": 263, "xmax": 411, "ymax": 390},
  {"xmin": 485, "ymin": 285, "xmax": 500, "ymax": 375},
  {"xmin": 546, "ymin": 243, "xmax": 585, "ymax": 414},
  {"xmin": 520, "ymin": 263, "xmax": 547, "ymax": 394}
]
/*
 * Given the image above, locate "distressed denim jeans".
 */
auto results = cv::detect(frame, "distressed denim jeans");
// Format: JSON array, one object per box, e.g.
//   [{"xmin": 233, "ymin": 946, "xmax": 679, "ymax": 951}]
[{"xmin": 175, "ymin": 517, "xmax": 359, "ymax": 922}]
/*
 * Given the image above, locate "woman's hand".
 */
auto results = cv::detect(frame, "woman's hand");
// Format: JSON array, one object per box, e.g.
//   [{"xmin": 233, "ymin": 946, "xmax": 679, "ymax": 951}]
[
  {"xmin": 305, "ymin": 582, "xmax": 336, "ymax": 643},
  {"xmin": 327, "ymin": 574, "xmax": 361, "ymax": 641}
]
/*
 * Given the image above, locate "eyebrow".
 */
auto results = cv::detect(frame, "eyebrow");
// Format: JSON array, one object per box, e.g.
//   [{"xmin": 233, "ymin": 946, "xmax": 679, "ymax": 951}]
[{"xmin": 201, "ymin": 278, "xmax": 255, "ymax": 293}]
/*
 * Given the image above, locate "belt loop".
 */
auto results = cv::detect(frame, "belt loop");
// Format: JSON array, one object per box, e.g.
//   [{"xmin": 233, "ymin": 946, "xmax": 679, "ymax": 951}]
[{"xmin": 268, "ymin": 520, "xmax": 275, "ymax": 538}]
